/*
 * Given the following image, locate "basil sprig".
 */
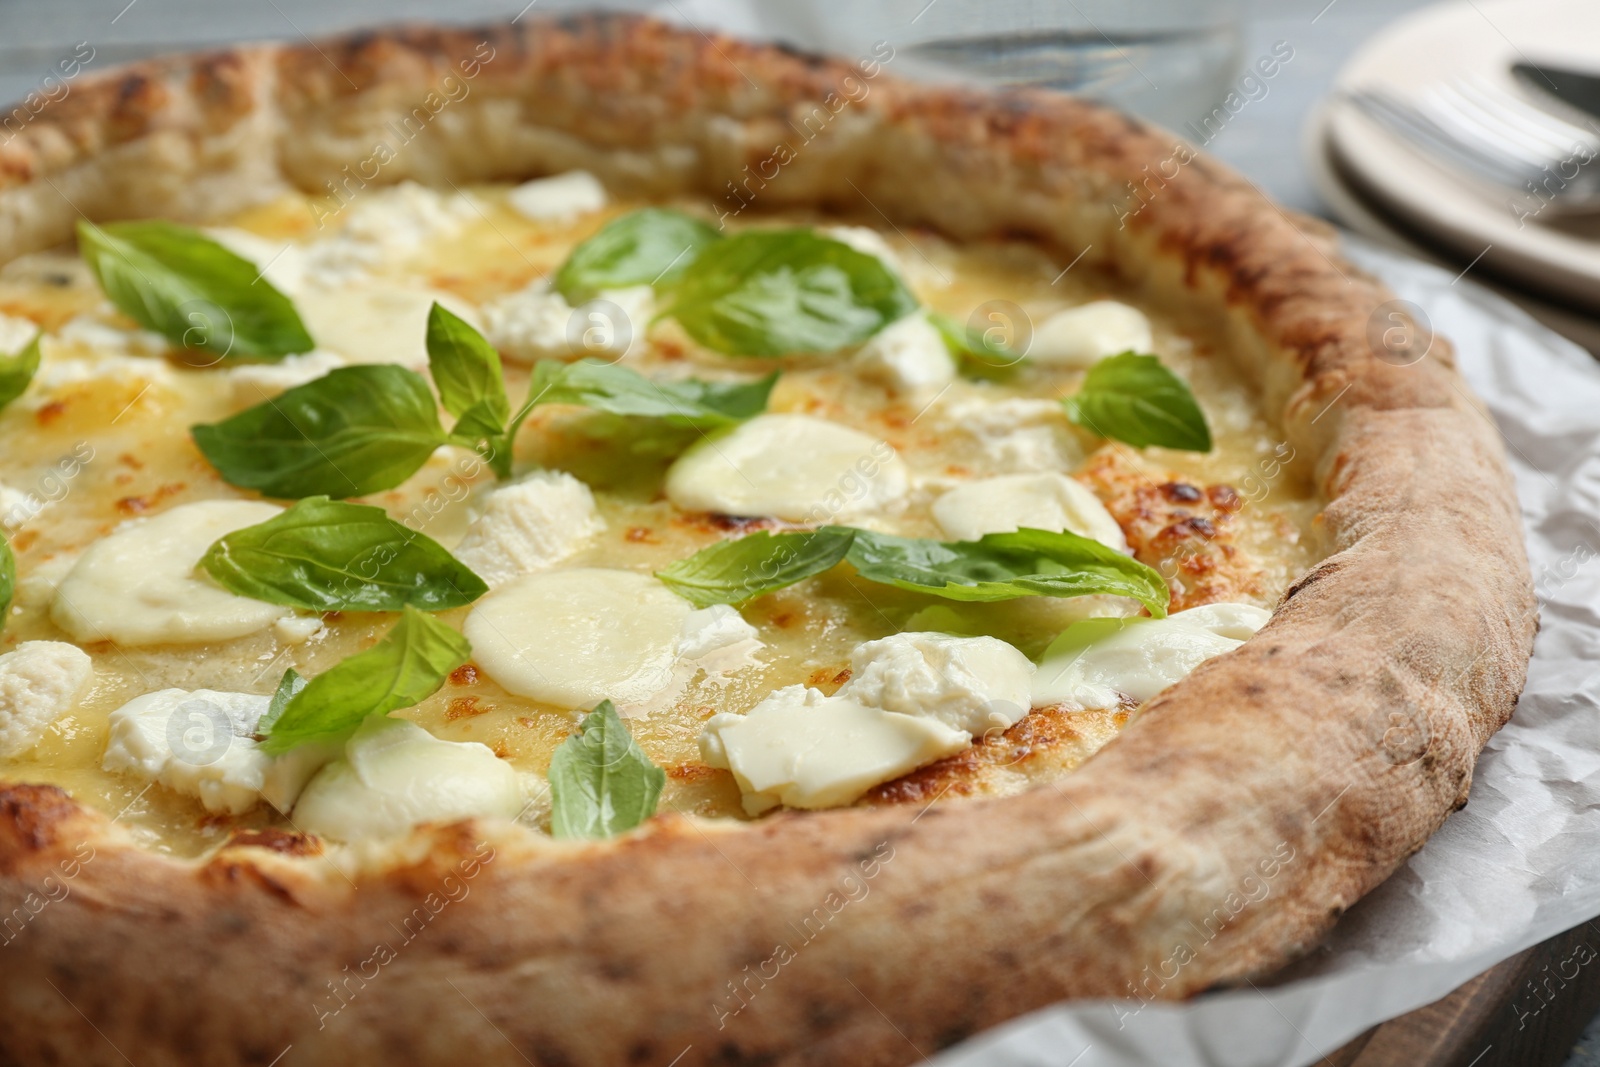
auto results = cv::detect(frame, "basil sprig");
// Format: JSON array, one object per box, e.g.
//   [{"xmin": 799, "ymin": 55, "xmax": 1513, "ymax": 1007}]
[
  {"xmin": 259, "ymin": 606, "xmax": 470, "ymax": 754},
  {"xmin": 656, "ymin": 527, "xmax": 855, "ymax": 608},
  {"xmin": 201, "ymin": 496, "xmax": 487, "ymax": 612},
  {"xmin": 555, "ymin": 208, "xmax": 722, "ymax": 304},
  {"xmin": 1063, "ymin": 352, "xmax": 1212, "ymax": 453},
  {"xmin": 77, "ymin": 220, "xmax": 313, "ymax": 360},
  {"xmin": 426, "ymin": 303, "xmax": 516, "ymax": 477},
  {"xmin": 191, "ymin": 364, "xmax": 447, "ymax": 498},
  {"xmin": 929, "ymin": 311, "xmax": 1026, "ymax": 381},
  {"xmin": 548, "ymin": 700, "xmax": 666, "ymax": 839},
  {"xmin": 654, "ymin": 526, "xmax": 1169, "ymax": 616},
  {"xmin": 0, "ymin": 335, "xmax": 40, "ymax": 413},
  {"xmin": 663, "ymin": 230, "xmax": 917, "ymax": 357},
  {"xmin": 519, "ymin": 359, "xmax": 777, "ymax": 430}
]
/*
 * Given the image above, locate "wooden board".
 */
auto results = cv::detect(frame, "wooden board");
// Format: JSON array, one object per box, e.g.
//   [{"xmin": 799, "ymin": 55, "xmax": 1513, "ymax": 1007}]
[{"xmin": 1321, "ymin": 921, "xmax": 1600, "ymax": 1067}]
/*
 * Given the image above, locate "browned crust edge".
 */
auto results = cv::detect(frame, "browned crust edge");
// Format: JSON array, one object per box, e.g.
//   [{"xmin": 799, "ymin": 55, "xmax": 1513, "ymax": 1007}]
[{"xmin": 0, "ymin": 15, "xmax": 1535, "ymax": 1067}]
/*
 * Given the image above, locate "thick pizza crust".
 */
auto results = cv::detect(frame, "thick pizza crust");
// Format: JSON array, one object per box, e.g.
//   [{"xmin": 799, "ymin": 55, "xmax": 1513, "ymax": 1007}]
[{"xmin": 0, "ymin": 15, "xmax": 1534, "ymax": 1066}]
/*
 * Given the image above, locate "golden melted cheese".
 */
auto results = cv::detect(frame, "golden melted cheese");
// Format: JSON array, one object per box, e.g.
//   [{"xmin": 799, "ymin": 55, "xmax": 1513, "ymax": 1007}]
[{"xmin": 0, "ymin": 184, "xmax": 1324, "ymax": 855}]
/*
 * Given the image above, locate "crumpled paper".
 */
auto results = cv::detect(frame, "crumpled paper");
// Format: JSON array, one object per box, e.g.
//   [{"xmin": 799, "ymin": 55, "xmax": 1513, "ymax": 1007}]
[{"xmin": 926, "ymin": 242, "xmax": 1600, "ymax": 1065}]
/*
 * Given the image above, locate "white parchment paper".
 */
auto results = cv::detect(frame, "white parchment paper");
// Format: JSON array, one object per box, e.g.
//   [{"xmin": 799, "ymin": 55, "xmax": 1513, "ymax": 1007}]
[{"xmin": 923, "ymin": 243, "xmax": 1600, "ymax": 1066}]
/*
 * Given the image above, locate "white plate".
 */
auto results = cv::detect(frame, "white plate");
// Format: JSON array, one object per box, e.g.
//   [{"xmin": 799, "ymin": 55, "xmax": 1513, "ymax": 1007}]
[{"xmin": 1323, "ymin": 0, "xmax": 1600, "ymax": 313}]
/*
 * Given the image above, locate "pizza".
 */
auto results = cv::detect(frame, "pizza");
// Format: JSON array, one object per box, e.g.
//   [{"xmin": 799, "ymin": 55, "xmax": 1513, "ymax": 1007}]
[{"xmin": 0, "ymin": 15, "xmax": 1535, "ymax": 1067}]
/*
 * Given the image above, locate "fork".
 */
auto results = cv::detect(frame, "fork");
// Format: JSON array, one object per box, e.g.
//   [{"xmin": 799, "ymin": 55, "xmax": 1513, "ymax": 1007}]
[{"xmin": 1343, "ymin": 77, "xmax": 1600, "ymax": 213}]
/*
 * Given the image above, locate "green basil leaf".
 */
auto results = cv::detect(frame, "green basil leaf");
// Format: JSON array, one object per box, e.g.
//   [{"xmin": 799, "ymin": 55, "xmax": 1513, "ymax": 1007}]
[
  {"xmin": 201, "ymin": 495, "xmax": 487, "ymax": 612},
  {"xmin": 655, "ymin": 527, "xmax": 855, "ymax": 607},
  {"xmin": 548, "ymin": 700, "xmax": 665, "ymax": 839},
  {"xmin": 664, "ymin": 229, "xmax": 918, "ymax": 356},
  {"xmin": 845, "ymin": 527, "xmax": 1170, "ymax": 617},
  {"xmin": 77, "ymin": 220, "xmax": 313, "ymax": 360},
  {"xmin": 0, "ymin": 536, "xmax": 13, "ymax": 631},
  {"xmin": 1062, "ymin": 352, "xmax": 1212, "ymax": 452},
  {"xmin": 427, "ymin": 302, "xmax": 510, "ymax": 434},
  {"xmin": 259, "ymin": 606, "xmax": 470, "ymax": 754},
  {"xmin": 0, "ymin": 335, "xmax": 41, "ymax": 412},
  {"xmin": 928, "ymin": 311, "xmax": 1026, "ymax": 381},
  {"xmin": 516, "ymin": 359, "xmax": 778, "ymax": 436},
  {"xmin": 191, "ymin": 364, "xmax": 447, "ymax": 498},
  {"xmin": 256, "ymin": 668, "xmax": 306, "ymax": 736},
  {"xmin": 554, "ymin": 208, "xmax": 722, "ymax": 304}
]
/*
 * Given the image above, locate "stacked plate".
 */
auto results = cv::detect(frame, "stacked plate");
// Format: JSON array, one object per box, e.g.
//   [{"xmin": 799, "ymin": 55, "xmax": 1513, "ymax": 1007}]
[{"xmin": 1307, "ymin": 0, "xmax": 1600, "ymax": 354}]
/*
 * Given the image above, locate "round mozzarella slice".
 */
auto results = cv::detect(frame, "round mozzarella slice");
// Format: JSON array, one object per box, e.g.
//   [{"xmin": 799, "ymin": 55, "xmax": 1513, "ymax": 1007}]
[
  {"xmin": 932, "ymin": 472, "xmax": 1128, "ymax": 551},
  {"xmin": 463, "ymin": 568, "xmax": 691, "ymax": 708},
  {"xmin": 1028, "ymin": 300, "xmax": 1154, "ymax": 367},
  {"xmin": 1032, "ymin": 602, "xmax": 1272, "ymax": 709},
  {"xmin": 854, "ymin": 313, "xmax": 956, "ymax": 396},
  {"xmin": 664, "ymin": 413, "xmax": 909, "ymax": 522},
  {"xmin": 295, "ymin": 282, "xmax": 481, "ymax": 368},
  {"xmin": 52, "ymin": 500, "xmax": 292, "ymax": 646},
  {"xmin": 292, "ymin": 716, "xmax": 522, "ymax": 841}
]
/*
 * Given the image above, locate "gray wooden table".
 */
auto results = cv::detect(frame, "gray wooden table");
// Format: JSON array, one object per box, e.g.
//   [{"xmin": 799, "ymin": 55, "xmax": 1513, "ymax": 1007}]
[{"xmin": 3, "ymin": 1, "xmax": 1596, "ymax": 1063}]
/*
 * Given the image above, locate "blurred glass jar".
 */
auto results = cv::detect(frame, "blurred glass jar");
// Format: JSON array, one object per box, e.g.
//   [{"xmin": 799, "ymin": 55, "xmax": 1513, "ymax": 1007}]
[{"xmin": 662, "ymin": 0, "xmax": 1248, "ymax": 132}]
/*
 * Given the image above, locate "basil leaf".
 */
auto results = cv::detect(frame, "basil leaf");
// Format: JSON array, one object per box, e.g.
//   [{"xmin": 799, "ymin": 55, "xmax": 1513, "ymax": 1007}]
[
  {"xmin": 191, "ymin": 364, "xmax": 447, "ymax": 498},
  {"xmin": 259, "ymin": 606, "xmax": 470, "ymax": 754},
  {"xmin": 201, "ymin": 495, "xmax": 487, "ymax": 612},
  {"xmin": 516, "ymin": 359, "xmax": 777, "ymax": 433},
  {"xmin": 1062, "ymin": 352, "xmax": 1212, "ymax": 452},
  {"xmin": 664, "ymin": 229, "xmax": 918, "ymax": 356},
  {"xmin": 0, "ymin": 536, "xmax": 13, "ymax": 631},
  {"xmin": 548, "ymin": 700, "xmax": 665, "ymax": 839},
  {"xmin": 257, "ymin": 668, "xmax": 306, "ymax": 736},
  {"xmin": 554, "ymin": 208, "xmax": 722, "ymax": 304},
  {"xmin": 929, "ymin": 311, "xmax": 1026, "ymax": 381},
  {"xmin": 845, "ymin": 527, "xmax": 1170, "ymax": 617},
  {"xmin": 77, "ymin": 220, "xmax": 313, "ymax": 360},
  {"xmin": 656, "ymin": 527, "xmax": 855, "ymax": 607},
  {"xmin": 427, "ymin": 302, "xmax": 510, "ymax": 434},
  {"xmin": 0, "ymin": 335, "xmax": 41, "ymax": 412}
]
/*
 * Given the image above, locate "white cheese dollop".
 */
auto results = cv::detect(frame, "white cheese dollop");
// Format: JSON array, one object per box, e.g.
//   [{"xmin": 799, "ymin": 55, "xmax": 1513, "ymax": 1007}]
[
  {"xmin": 677, "ymin": 603, "xmax": 761, "ymax": 660},
  {"xmin": 51, "ymin": 499, "xmax": 292, "ymax": 646},
  {"xmin": 0, "ymin": 642, "xmax": 94, "ymax": 757},
  {"xmin": 299, "ymin": 182, "xmax": 479, "ymax": 288},
  {"xmin": 836, "ymin": 632, "xmax": 1035, "ymax": 737},
  {"xmin": 665, "ymin": 413, "xmax": 909, "ymax": 522},
  {"xmin": 1028, "ymin": 300, "xmax": 1154, "ymax": 367},
  {"xmin": 481, "ymin": 278, "xmax": 652, "ymax": 364},
  {"xmin": 507, "ymin": 171, "xmax": 609, "ymax": 222},
  {"xmin": 854, "ymin": 313, "xmax": 956, "ymax": 396},
  {"xmin": 932, "ymin": 472, "xmax": 1128, "ymax": 551},
  {"xmin": 1032, "ymin": 602, "xmax": 1272, "ymax": 709},
  {"xmin": 101, "ymin": 688, "xmax": 272, "ymax": 815},
  {"xmin": 939, "ymin": 396, "xmax": 1083, "ymax": 473},
  {"xmin": 699, "ymin": 685, "xmax": 969, "ymax": 815},
  {"xmin": 0, "ymin": 312, "xmax": 39, "ymax": 356},
  {"xmin": 291, "ymin": 715, "xmax": 522, "ymax": 841},
  {"xmin": 452, "ymin": 471, "xmax": 605, "ymax": 587},
  {"xmin": 464, "ymin": 568, "xmax": 691, "ymax": 708}
]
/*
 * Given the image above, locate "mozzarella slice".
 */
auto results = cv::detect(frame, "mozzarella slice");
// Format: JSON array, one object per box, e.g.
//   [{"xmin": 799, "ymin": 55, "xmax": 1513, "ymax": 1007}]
[
  {"xmin": 699, "ymin": 685, "xmax": 969, "ymax": 815},
  {"xmin": 295, "ymin": 282, "xmax": 482, "ymax": 369},
  {"xmin": 665, "ymin": 413, "xmax": 909, "ymax": 522},
  {"xmin": 854, "ymin": 313, "xmax": 956, "ymax": 396},
  {"xmin": 508, "ymin": 171, "xmax": 609, "ymax": 222},
  {"xmin": 1028, "ymin": 300, "xmax": 1154, "ymax": 367},
  {"xmin": 677, "ymin": 603, "xmax": 761, "ymax": 660},
  {"xmin": 52, "ymin": 500, "xmax": 292, "ymax": 646},
  {"xmin": 1032, "ymin": 602, "xmax": 1272, "ymax": 709},
  {"xmin": 452, "ymin": 471, "xmax": 605, "ymax": 587},
  {"xmin": 0, "ymin": 642, "xmax": 94, "ymax": 757},
  {"xmin": 836, "ymin": 632, "xmax": 1034, "ymax": 736},
  {"xmin": 224, "ymin": 349, "xmax": 346, "ymax": 406},
  {"xmin": 464, "ymin": 568, "xmax": 691, "ymax": 708},
  {"xmin": 0, "ymin": 312, "xmax": 39, "ymax": 356},
  {"xmin": 932, "ymin": 472, "xmax": 1128, "ymax": 551},
  {"xmin": 291, "ymin": 716, "xmax": 522, "ymax": 841},
  {"xmin": 102, "ymin": 688, "xmax": 273, "ymax": 815},
  {"xmin": 204, "ymin": 227, "xmax": 310, "ymax": 295}
]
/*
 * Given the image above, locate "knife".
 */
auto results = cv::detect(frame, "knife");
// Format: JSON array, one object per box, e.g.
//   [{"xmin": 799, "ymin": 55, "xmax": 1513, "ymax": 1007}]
[{"xmin": 1513, "ymin": 62, "xmax": 1600, "ymax": 123}]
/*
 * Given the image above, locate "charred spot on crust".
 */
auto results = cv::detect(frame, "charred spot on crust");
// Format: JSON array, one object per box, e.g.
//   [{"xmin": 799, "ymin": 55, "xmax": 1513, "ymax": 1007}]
[
  {"xmin": 225, "ymin": 828, "xmax": 323, "ymax": 857},
  {"xmin": 0, "ymin": 783, "xmax": 81, "ymax": 852},
  {"xmin": 1160, "ymin": 481, "xmax": 1203, "ymax": 503}
]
